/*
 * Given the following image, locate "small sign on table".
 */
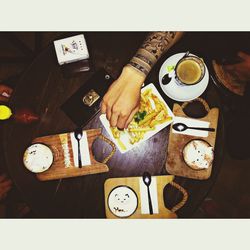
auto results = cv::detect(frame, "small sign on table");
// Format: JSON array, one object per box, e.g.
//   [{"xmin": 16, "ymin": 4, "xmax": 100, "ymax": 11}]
[{"xmin": 54, "ymin": 34, "xmax": 91, "ymax": 76}]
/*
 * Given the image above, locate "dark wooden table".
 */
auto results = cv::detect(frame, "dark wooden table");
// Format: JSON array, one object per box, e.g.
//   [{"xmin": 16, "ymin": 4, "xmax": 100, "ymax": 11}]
[{"xmin": 2, "ymin": 32, "xmax": 225, "ymax": 218}]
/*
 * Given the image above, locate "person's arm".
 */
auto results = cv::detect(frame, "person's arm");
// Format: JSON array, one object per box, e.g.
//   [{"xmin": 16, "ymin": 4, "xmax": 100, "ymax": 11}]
[
  {"xmin": 127, "ymin": 31, "xmax": 184, "ymax": 77},
  {"xmin": 101, "ymin": 32, "xmax": 184, "ymax": 129}
]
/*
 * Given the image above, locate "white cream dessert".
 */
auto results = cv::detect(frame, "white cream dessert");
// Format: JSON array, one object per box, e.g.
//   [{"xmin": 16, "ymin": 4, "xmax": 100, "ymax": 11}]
[
  {"xmin": 23, "ymin": 143, "xmax": 53, "ymax": 173},
  {"xmin": 183, "ymin": 139, "xmax": 214, "ymax": 170}
]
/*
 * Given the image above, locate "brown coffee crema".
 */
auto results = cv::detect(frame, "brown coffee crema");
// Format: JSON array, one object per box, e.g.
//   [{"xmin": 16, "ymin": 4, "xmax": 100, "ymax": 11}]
[{"xmin": 176, "ymin": 59, "xmax": 202, "ymax": 85}]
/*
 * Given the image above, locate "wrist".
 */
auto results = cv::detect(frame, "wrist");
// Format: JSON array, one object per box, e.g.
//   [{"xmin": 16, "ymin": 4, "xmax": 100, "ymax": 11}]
[{"xmin": 121, "ymin": 65, "xmax": 145, "ymax": 88}]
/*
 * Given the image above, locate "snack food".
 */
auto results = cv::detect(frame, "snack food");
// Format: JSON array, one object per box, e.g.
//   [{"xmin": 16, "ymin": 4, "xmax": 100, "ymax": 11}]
[
  {"xmin": 23, "ymin": 143, "xmax": 53, "ymax": 173},
  {"xmin": 110, "ymin": 87, "xmax": 173, "ymax": 147},
  {"xmin": 183, "ymin": 139, "xmax": 214, "ymax": 170}
]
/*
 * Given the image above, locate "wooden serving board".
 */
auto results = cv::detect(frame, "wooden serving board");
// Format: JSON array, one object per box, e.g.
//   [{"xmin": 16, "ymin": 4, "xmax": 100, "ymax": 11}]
[
  {"xmin": 33, "ymin": 128, "xmax": 109, "ymax": 181},
  {"xmin": 166, "ymin": 104, "xmax": 219, "ymax": 180},
  {"xmin": 104, "ymin": 175, "xmax": 178, "ymax": 219}
]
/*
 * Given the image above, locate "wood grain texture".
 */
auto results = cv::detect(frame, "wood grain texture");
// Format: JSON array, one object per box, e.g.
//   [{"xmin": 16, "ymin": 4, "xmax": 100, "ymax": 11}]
[
  {"xmin": 166, "ymin": 104, "xmax": 219, "ymax": 180},
  {"xmin": 104, "ymin": 175, "xmax": 178, "ymax": 219},
  {"xmin": 33, "ymin": 128, "xmax": 109, "ymax": 181}
]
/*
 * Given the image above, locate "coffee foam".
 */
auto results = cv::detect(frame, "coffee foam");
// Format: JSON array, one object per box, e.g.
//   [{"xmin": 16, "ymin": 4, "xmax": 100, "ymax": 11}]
[
  {"xmin": 183, "ymin": 140, "xmax": 214, "ymax": 170},
  {"xmin": 176, "ymin": 57, "xmax": 204, "ymax": 85},
  {"xmin": 23, "ymin": 143, "xmax": 53, "ymax": 173}
]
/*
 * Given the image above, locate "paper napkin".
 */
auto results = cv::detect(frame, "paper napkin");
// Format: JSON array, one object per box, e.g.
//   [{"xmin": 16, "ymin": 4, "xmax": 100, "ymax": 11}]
[
  {"xmin": 172, "ymin": 116, "xmax": 210, "ymax": 137},
  {"xmin": 139, "ymin": 177, "xmax": 159, "ymax": 214},
  {"xmin": 70, "ymin": 131, "xmax": 91, "ymax": 167}
]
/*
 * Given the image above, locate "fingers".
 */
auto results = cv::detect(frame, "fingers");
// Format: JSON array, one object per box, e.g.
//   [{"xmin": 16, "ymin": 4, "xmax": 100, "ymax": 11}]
[
  {"xmin": 108, "ymin": 105, "xmax": 139, "ymax": 129},
  {"xmin": 106, "ymin": 105, "xmax": 112, "ymax": 121},
  {"xmin": 110, "ymin": 108, "xmax": 119, "ymax": 127},
  {"xmin": 100, "ymin": 101, "xmax": 107, "ymax": 114},
  {"xmin": 101, "ymin": 98, "xmax": 140, "ymax": 129},
  {"xmin": 115, "ymin": 111, "xmax": 129, "ymax": 129},
  {"xmin": 102, "ymin": 98, "xmax": 112, "ymax": 121},
  {"xmin": 116, "ymin": 105, "xmax": 139, "ymax": 129},
  {"xmin": 101, "ymin": 99, "xmax": 112, "ymax": 120},
  {"xmin": 124, "ymin": 107, "xmax": 139, "ymax": 128},
  {"xmin": 101, "ymin": 93, "xmax": 114, "ymax": 121}
]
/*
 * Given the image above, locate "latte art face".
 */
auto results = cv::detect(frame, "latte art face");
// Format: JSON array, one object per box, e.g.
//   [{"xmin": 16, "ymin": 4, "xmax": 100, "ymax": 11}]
[{"xmin": 108, "ymin": 186, "xmax": 138, "ymax": 218}]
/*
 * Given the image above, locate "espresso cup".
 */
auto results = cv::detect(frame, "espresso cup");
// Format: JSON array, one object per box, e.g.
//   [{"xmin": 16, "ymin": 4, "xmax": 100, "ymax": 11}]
[{"xmin": 175, "ymin": 55, "xmax": 206, "ymax": 86}]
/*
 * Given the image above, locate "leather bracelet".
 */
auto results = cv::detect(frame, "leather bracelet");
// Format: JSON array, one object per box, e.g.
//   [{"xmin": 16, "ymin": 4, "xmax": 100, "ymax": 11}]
[
  {"xmin": 127, "ymin": 61, "xmax": 149, "ymax": 76},
  {"xmin": 133, "ymin": 54, "xmax": 154, "ymax": 67}
]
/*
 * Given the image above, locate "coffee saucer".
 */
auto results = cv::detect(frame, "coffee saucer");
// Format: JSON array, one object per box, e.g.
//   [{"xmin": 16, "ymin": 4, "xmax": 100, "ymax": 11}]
[{"xmin": 159, "ymin": 52, "xmax": 209, "ymax": 102}]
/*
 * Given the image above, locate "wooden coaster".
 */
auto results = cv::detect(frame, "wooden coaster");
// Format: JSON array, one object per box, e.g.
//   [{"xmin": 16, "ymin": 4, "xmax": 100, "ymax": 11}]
[
  {"xmin": 166, "ymin": 104, "xmax": 219, "ymax": 180},
  {"xmin": 33, "ymin": 128, "xmax": 112, "ymax": 181},
  {"xmin": 105, "ymin": 175, "xmax": 185, "ymax": 219}
]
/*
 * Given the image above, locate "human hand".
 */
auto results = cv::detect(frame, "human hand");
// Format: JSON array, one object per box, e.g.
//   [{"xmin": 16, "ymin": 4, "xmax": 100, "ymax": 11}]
[
  {"xmin": 101, "ymin": 66, "xmax": 145, "ymax": 129},
  {"xmin": 0, "ymin": 84, "xmax": 13, "ymax": 103},
  {"xmin": 0, "ymin": 174, "xmax": 12, "ymax": 201},
  {"xmin": 224, "ymin": 51, "xmax": 250, "ymax": 82}
]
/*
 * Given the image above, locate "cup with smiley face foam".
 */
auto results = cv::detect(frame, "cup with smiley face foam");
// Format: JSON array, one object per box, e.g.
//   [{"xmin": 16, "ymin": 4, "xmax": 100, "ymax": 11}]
[
  {"xmin": 108, "ymin": 185, "xmax": 138, "ymax": 218},
  {"xmin": 23, "ymin": 143, "xmax": 54, "ymax": 173},
  {"xmin": 175, "ymin": 55, "xmax": 206, "ymax": 86}
]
